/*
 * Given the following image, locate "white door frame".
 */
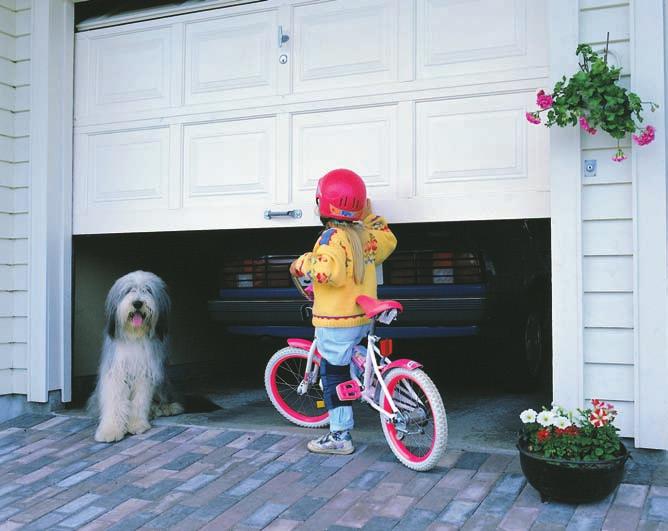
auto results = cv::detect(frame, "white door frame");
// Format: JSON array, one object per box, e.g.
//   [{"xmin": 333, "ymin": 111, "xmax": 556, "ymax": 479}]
[
  {"xmin": 28, "ymin": 0, "xmax": 74, "ymax": 402},
  {"xmin": 632, "ymin": 0, "xmax": 667, "ymax": 449},
  {"xmin": 548, "ymin": 0, "xmax": 583, "ymax": 414}
]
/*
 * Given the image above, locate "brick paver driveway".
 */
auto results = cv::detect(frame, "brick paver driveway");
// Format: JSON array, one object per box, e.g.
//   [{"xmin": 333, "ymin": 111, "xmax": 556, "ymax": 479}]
[{"xmin": 0, "ymin": 414, "xmax": 666, "ymax": 530}]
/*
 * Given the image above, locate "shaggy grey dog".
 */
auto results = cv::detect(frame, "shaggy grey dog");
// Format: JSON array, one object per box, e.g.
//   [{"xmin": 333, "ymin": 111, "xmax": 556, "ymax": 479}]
[{"xmin": 89, "ymin": 271, "xmax": 183, "ymax": 442}]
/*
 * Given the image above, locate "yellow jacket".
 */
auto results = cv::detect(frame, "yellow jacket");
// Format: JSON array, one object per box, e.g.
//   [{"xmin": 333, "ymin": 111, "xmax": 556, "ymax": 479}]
[{"xmin": 294, "ymin": 214, "xmax": 397, "ymax": 328}]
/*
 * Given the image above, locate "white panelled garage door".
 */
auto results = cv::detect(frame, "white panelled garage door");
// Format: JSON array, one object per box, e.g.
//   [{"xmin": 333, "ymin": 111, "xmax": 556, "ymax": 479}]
[{"xmin": 73, "ymin": 0, "xmax": 549, "ymax": 235}]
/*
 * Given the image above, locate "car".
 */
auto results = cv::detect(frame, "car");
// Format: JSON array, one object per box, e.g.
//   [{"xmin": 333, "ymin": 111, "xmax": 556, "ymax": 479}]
[{"xmin": 208, "ymin": 219, "xmax": 551, "ymax": 389}]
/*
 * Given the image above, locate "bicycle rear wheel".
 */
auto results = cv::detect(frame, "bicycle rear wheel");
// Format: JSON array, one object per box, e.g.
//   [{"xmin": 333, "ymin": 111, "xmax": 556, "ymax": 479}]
[
  {"xmin": 380, "ymin": 368, "xmax": 447, "ymax": 471},
  {"xmin": 265, "ymin": 347, "xmax": 329, "ymax": 428}
]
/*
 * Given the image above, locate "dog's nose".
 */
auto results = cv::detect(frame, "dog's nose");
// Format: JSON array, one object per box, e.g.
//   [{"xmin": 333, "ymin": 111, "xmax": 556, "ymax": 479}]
[{"xmin": 132, "ymin": 300, "xmax": 143, "ymax": 310}]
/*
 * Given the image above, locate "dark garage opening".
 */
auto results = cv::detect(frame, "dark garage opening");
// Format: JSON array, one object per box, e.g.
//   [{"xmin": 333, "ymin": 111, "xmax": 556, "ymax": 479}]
[{"xmin": 70, "ymin": 219, "xmax": 552, "ymax": 451}]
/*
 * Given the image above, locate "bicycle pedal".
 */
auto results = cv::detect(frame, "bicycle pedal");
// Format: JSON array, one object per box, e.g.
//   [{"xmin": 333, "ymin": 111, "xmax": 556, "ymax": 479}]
[{"xmin": 336, "ymin": 380, "xmax": 362, "ymax": 401}]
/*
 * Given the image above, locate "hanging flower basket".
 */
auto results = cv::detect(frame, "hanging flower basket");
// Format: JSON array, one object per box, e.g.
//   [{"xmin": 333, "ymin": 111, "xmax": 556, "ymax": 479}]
[
  {"xmin": 526, "ymin": 43, "xmax": 658, "ymax": 162},
  {"xmin": 517, "ymin": 400, "xmax": 630, "ymax": 503}
]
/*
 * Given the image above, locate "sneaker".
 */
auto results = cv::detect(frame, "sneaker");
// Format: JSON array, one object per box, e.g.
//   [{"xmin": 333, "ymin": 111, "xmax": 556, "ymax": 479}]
[{"xmin": 307, "ymin": 431, "xmax": 355, "ymax": 455}]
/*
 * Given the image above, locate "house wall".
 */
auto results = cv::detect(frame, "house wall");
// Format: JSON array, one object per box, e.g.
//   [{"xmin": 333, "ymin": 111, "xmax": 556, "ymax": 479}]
[
  {"xmin": 0, "ymin": 0, "xmax": 30, "ymax": 397},
  {"xmin": 578, "ymin": 0, "xmax": 635, "ymax": 436}
]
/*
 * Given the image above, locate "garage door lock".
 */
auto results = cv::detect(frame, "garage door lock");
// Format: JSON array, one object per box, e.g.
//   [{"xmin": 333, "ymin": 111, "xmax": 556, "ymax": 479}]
[{"xmin": 264, "ymin": 209, "xmax": 302, "ymax": 220}]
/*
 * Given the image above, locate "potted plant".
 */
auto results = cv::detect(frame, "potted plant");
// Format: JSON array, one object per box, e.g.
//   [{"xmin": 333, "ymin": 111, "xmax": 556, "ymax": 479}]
[
  {"xmin": 526, "ymin": 43, "xmax": 658, "ymax": 162},
  {"xmin": 517, "ymin": 400, "xmax": 629, "ymax": 503}
]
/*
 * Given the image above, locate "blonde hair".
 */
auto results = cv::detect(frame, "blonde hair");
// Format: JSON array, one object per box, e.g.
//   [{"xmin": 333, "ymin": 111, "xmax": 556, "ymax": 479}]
[{"xmin": 328, "ymin": 220, "xmax": 366, "ymax": 284}]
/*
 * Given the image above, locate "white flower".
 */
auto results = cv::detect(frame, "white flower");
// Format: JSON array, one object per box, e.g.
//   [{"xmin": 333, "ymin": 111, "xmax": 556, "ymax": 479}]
[
  {"xmin": 520, "ymin": 409, "xmax": 538, "ymax": 424},
  {"xmin": 537, "ymin": 410, "xmax": 555, "ymax": 427},
  {"xmin": 553, "ymin": 416, "xmax": 572, "ymax": 429}
]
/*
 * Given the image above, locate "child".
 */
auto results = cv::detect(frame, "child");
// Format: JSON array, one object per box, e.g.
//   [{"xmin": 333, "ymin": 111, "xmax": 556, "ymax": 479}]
[{"xmin": 290, "ymin": 168, "xmax": 397, "ymax": 455}]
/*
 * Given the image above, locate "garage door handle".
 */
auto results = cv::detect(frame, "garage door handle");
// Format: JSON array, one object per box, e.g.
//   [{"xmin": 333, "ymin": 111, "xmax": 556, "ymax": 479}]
[
  {"xmin": 278, "ymin": 25, "xmax": 289, "ymax": 48},
  {"xmin": 264, "ymin": 209, "xmax": 302, "ymax": 220}
]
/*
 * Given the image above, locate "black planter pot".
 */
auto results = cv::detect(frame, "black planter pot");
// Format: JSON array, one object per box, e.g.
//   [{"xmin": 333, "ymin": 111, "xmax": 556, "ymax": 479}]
[{"xmin": 517, "ymin": 438, "xmax": 629, "ymax": 503}]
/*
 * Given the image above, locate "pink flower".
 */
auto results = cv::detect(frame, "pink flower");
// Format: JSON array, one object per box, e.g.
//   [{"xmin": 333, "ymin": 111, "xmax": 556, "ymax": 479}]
[
  {"xmin": 536, "ymin": 89, "xmax": 553, "ymax": 110},
  {"xmin": 590, "ymin": 408, "xmax": 609, "ymax": 428},
  {"xmin": 579, "ymin": 116, "xmax": 597, "ymax": 135},
  {"xmin": 612, "ymin": 148, "xmax": 627, "ymax": 162},
  {"xmin": 633, "ymin": 125, "xmax": 656, "ymax": 146},
  {"xmin": 526, "ymin": 112, "xmax": 541, "ymax": 125}
]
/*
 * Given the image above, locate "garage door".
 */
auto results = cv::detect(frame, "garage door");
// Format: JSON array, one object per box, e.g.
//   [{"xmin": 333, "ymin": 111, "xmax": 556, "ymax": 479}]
[{"xmin": 73, "ymin": 0, "xmax": 549, "ymax": 235}]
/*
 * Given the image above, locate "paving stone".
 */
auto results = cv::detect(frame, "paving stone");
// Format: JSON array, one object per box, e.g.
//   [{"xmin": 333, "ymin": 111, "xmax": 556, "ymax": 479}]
[
  {"xmin": 148, "ymin": 426, "xmax": 187, "ymax": 442},
  {"xmin": 264, "ymin": 518, "xmax": 301, "ymax": 531},
  {"xmin": 281, "ymin": 496, "xmax": 327, "ymax": 521},
  {"xmin": 455, "ymin": 480, "xmax": 494, "ymax": 503},
  {"xmin": 499, "ymin": 506, "xmax": 539, "ymax": 530},
  {"xmin": 0, "ymin": 507, "xmax": 19, "ymax": 521},
  {"xmin": 337, "ymin": 500, "xmax": 375, "ymax": 528},
  {"xmin": 58, "ymin": 506, "xmax": 106, "ymax": 528},
  {"xmin": 439, "ymin": 500, "xmax": 479, "ymax": 526},
  {"xmin": 55, "ymin": 493, "xmax": 101, "ymax": 514},
  {"xmin": 602, "ymin": 505, "xmax": 641, "ymax": 530},
  {"xmin": 474, "ymin": 492, "xmax": 517, "ymax": 517},
  {"xmin": 395, "ymin": 508, "xmax": 438, "ymax": 530},
  {"xmin": 20, "ymin": 510, "xmax": 67, "ymax": 531},
  {"xmin": 514, "ymin": 484, "xmax": 543, "ymax": 509},
  {"xmin": 572, "ymin": 492, "xmax": 614, "ymax": 519},
  {"xmin": 614, "ymin": 483, "xmax": 649, "ymax": 508},
  {"xmin": 106, "ymin": 511, "xmax": 155, "ymax": 531},
  {"xmin": 479, "ymin": 454, "xmax": 514, "ymax": 473},
  {"xmin": 530, "ymin": 523, "xmax": 567, "ymax": 531},
  {"xmin": 348, "ymin": 469, "xmax": 388, "ymax": 491},
  {"xmin": 415, "ymin": 486, "xmax": 458, "ymax": 514},
  {"xmin": 192, "ymin": 495, "xmax": 239, "ymax": 522},
  {"xmin": 0, "ymin": 415, "xmax": 54, "ymax": 430},
  {"xmin": 647, "ymin": 496, "xmax": 668, "ymax": 521},
  {"xmin": 145, "ymin": 503, "xmax": 196, "ymax": 528},
  {"xmin": 140, "ymin": 478, "xmax": 181, "ymax": 500},
  {"xmin": 565, "ymin": 514, "xmax": 604, "ymax": 530},
  {"xmin": 456, "ymin": 452, "xmax": 491, "ymax": 471},
  {"xmin": 243, "ymin": 501, "xmax": 289, "ymax": 529},
  {"xmin": 652, "ymin": 487, "xmax": 668, "ymax": 497},
  {"xmin": 56, "ymin": 469, "xmax": 97, "ymax": 487},
  {"xmin": 535, "ymin": 502, "xmax": 576, "ymax": 526},
  {"xmin": 654, "ymin": 466, "xmax": 668, "ymax": 487},
  {"xmin": 638, "ymin": 521, "xmax": 668, "ymax": 531},
  {"xmin": 461, "ymin": 512, "xmax": 503, "ymax": 530},
  {"xmin": 363, "ymin": 516, "xmax": 401, "ymax": 530},
  {"xmin": 493, "ymin": 474, "xmax": 527, "ymax": 497},
  {"xmin": 176, "ymin": 472, "xmax": 217, "ymax": 492},
  {"xmin": 163, "ymin": 452, "xmax": 203, "ymax": 471},
  {"xmin": 625, "ymin": 462, "xmax": 655, "ymax": 485},
  {"xmin": 246, "ymin": 434, "xmax": 284, "ymax": 451},
  {"xmin": 437, "ymin": 468, "xmax": 475, "ymax": 489}
]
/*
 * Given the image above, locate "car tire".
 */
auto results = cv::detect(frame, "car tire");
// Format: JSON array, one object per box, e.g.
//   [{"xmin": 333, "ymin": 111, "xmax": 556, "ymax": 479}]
[{"xmin": 503, "ymin": 296, "xmax": 551, "ymax": 393}]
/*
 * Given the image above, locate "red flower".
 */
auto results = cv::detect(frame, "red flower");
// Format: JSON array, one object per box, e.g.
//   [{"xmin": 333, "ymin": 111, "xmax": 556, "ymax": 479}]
[
  {"xmin": 537, "ymin": 428, "xmax": 550, "ymax": 442},
  {"xmin": 590, "ymin": 408, "xmax": 609, "ymax": 428},
  {"xmin": 556, "ymin": 426, "xmax": 579, "ymax": 437},
  {"xmin": 536, "ymin": 89, "xmax": 554, "ymax": 110}
]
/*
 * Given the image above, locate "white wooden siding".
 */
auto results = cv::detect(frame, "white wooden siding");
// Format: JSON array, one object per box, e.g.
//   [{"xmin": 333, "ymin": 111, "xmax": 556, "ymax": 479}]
[
  {"xmin": 579, "ymin": 0, "xmax": 634, "ymax": 436},
  {"xmin": 0, "ymin": 1, "xmax": 29, "ymax": 395}
]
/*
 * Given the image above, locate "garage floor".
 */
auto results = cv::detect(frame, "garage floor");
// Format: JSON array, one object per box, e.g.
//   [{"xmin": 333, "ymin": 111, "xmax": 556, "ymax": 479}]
[{"xmin": 70, "ymin": 336, "xmax": 552, "ymax": 453}]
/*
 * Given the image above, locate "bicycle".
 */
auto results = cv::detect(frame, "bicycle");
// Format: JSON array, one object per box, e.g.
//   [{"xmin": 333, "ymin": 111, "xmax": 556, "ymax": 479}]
[{"xmin": 264, "ymin": 277, "xmax": 448, "ymax": 471}]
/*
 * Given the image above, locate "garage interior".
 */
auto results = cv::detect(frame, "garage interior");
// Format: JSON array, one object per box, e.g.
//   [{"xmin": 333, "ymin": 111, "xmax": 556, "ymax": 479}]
[{"xmin": 70, "ymin": 219, "xmax": 552, "ymax": 451}]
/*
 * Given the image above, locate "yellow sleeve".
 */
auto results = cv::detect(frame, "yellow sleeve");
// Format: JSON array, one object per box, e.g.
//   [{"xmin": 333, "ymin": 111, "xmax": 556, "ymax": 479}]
[
  {"xmin": 310, "ymin": 228, "xmax": 348, "ymax": 287},
  {"xmin": 293, "ymin": 252, "xmax": 313, "ymax": 278},
  {"xmin": 363, "ymin": 214, "xmax": 397, "ymax": 265}
]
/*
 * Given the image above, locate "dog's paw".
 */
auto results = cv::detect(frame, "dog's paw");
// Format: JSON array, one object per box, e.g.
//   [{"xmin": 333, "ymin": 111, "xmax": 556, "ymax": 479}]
[
  {"xmin": 126, "ymin": 418, "xmax": 151, "ymax": 435},
  {"xmin": 94, "ymin": 423, "xmax": 125, "ymax": 443},
  {"xmin": 165, "ymin": 402, "xmax": 185, "ymax": 416}
]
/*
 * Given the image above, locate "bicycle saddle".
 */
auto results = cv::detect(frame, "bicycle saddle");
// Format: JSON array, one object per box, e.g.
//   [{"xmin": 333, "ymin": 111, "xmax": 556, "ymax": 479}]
[{"xmin": 356, "ymin": 295, "xmax": 403, "ymax": 319}]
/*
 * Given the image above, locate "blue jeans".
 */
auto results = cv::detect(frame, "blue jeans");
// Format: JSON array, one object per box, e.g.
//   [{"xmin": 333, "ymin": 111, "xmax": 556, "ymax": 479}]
[{"xmin": 315, "ymin": 325, "xmax": 371, "ymax": 433}]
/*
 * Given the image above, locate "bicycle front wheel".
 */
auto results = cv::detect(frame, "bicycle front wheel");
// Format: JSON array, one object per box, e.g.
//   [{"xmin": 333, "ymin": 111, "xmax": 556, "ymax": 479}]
[
  {"xmin": 380, "ymin": 368, "xmax": 448, "ymax": 471},
  {"xmin": 264, "ymin": 347, "xmax": 329, "ymax": 428}
]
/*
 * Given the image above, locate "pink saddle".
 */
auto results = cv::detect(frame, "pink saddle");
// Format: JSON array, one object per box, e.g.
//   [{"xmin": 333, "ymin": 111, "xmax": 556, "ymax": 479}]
[{"xmin": 356, "ymin": 295, "xmax": 403, "ymax": 319}]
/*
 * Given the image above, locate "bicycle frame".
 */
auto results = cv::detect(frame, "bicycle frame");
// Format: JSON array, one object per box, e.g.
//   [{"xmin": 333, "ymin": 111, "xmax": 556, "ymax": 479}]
[{"xmin": 296, "ymin": 320, "xmax": 414, "ymax": 423}]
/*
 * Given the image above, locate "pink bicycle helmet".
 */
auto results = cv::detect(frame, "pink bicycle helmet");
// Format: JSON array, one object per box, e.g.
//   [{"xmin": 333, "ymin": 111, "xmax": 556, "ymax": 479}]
[{"xmin": 316, "ymin": 168, "xmax": 367, "ymax": 221}]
